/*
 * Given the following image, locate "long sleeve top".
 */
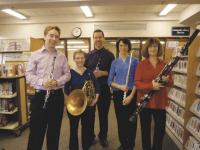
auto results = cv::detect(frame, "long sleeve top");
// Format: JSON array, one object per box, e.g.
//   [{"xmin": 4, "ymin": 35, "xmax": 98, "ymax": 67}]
[
  {"xmin": 64, "ymin": 69, "xmax": 100, "ymax": 95},
  {"xmin": 107, "ymin": 56, "xmax": 138, "ymax": 91},
  {"xmin": 26, "ymin": 47, "xmax": 71, "ymax": 90},
  {"xmin": 85, "ymin": 47, "xmax": 115, "ymax": 86},
  {"xmin": 134, "ymin": 58, "xmax": 173, "ymax": 109}
]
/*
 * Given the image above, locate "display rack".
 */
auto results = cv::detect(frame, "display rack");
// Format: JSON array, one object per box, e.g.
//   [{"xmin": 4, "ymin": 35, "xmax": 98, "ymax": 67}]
[
  {"xmin": 0, "ymin": 76, "xmax": 29, "ymax": 136},
  {"xmin": 165, "ymin": 36, "xmax": 200, "ymax": 149},
  {"xmin": 0, "ymin": 39, "xmax": 30, "ymax": 136}
]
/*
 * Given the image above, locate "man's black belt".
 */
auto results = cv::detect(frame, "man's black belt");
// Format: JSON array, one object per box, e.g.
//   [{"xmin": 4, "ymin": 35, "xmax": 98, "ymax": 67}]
[{"xmin": 35, "ymin": 88, "xmax": 62, "ymax": 94}]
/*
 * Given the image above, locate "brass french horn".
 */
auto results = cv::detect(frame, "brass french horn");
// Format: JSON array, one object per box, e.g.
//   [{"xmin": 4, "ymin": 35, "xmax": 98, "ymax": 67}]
[{"xmin": 65, "ymin": 80, "xmax": 96, "ymax": 116}]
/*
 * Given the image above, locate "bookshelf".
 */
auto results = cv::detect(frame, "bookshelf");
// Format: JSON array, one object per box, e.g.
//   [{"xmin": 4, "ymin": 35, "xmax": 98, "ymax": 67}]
[{"xmin": 165, "ymin": 36, "xmax": 200, "ymax": 149}]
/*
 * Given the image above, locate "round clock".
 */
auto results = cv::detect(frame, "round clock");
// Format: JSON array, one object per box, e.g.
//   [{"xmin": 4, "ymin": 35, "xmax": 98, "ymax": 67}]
[{"xmin": 72, "ymin": 27, "xmax": 82, "ymax": 38}]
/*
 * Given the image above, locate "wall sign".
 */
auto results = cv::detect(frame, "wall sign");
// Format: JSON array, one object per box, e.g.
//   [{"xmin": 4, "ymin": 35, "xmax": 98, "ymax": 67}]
[{"xmin": 172, "ymin": 27, "xmax": 190, "ymax": 36}]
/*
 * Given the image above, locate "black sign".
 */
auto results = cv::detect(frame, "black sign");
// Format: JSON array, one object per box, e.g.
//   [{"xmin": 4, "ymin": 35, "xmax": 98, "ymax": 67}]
[{"xmin": 172, "ymin": 27, "xmax": 190, "ymax": 36}]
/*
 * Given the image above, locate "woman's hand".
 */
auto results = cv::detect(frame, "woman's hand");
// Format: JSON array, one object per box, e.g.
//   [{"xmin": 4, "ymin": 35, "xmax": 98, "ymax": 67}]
[
  {"xmin": 118, "ymin": 85, "xmax": 129, "ymax": 92},
  {"xmin": 122, "ymin": 95, "xmax": 132, "ymax": 105},
  {"xmin": 152, "ymin": 80, "xmax": 163, "ymax": 90}
]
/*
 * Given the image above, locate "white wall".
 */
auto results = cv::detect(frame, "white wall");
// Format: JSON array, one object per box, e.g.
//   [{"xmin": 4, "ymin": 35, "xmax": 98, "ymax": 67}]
[{"xmin": 0, "ymin": 21, "xmax": 184, "ymax": 39}]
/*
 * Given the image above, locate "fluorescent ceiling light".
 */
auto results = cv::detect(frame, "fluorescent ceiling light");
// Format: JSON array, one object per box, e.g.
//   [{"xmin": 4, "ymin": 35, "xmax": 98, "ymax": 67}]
[
  {"xmin": 68, "ymin": 48, "xmax": 88, "ymax": 51},
  {"xmin": 67, "ymin": 40, "xmax": 85, "ymax": 44},
  {"xmin": 68, "ymin": 46, "xmax": 89, "ymax": 49},
  {"xmin": 159, "ymin": 4, "xmax": 177, "ymax": 16},
  {"xmin": 80, "ymin": 6, "xmax": 93, "ymax": 17},
  {"xmin": 2, "ymin": 9, "xmax": 27, "ymax": 20}
]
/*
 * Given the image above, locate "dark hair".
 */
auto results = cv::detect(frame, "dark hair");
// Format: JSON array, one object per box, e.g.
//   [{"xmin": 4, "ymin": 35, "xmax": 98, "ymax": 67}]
[
  {"xmin": 142, "ymin": 38, "xmax": 163, "ymax": 58},
  {"xmin": 73, "ymin": 49, "xmax": 87, "ymax": 59},
  {"xmin": 93, "ymin": 29, "xmax": 104, "ymax": 38},
  {"xmin": 44, "ymin": 26, "xmax": 61, "ymax": 36},
  {"xmin": 116, "ymin": 38, "xmax": 132, "ymax": 54}
]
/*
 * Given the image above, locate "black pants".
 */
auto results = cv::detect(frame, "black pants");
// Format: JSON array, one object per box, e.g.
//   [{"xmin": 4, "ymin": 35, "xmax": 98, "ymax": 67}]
[
  {"xmin": 91, "ymin": 85, "xmax": 111, "ymax": 140},
  {"xmin": 140, "ymin": 108, "xmax": 166, "ymax": 150},
  {"xmin": 113, "ymin": 90, "xmax": 137, "ymax": 150},
  {"xmin": 27, "ymin": 89, "xmax": 64, "ymax": 150},
  {"xmin": 67, "ymin": 106, "xmax": 94, "ymax": 150}
]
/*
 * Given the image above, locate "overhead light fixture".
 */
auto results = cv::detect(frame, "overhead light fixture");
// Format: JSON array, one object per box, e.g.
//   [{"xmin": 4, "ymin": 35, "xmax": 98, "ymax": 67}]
[
  {"xmin": 2, "ymin": 9, "xmax": 27, "ymax": 20},
  {"xmin": 80, "ymin": 6, "xmax": 93, "ymax": 17},
  {"xmin": 67, "ymin": 40, "xmax": 85, "ymax": 44},
  {"xmin": 159, "ymin": 4, "xmax": 177, "ymax": 16}
]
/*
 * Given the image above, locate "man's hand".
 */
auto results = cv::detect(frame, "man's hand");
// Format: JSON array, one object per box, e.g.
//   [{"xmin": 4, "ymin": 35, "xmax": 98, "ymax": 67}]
[
  {"xmin": 93, "ymin": 69, "xmax": 103, "ymax": 78},
  {"xmin": 43, "ymin": 79, "xmax": 57, "ymax": 89}
]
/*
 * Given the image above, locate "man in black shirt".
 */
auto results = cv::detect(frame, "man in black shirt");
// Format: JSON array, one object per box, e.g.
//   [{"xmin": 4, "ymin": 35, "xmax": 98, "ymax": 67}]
[{"xmin": 85, "ymin": 29, "xmax": 114, "ymax": 148}]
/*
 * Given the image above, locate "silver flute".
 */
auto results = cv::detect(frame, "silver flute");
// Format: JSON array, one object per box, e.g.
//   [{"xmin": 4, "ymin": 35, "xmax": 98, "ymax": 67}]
[
  {"xmin": 43, "ymin": 56, "xmax": 56, "ymax": 109},
  {"xmin": 123, "ymin": 52, "xmax": 132, "ymax": 101}
]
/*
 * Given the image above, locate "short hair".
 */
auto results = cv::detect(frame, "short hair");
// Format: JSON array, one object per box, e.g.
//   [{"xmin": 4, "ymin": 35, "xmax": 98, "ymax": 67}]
[
  {"xmin": 93, "ymin": 29, "xmax": 104, "ymax": 38},
  {"xmin": 44, "ymin": 26, "xmax": 61, "ymax": 36},
  {"xmin": 73, "ymin": 49, "xmax": 87, "ymax": 59},
  {"xmin": 116, "ymin": 38, "xmax": 132, "ymax": 54},
  {"xmin": 142, "ymin": 38, "xmax": 163, "ymax": 58}
]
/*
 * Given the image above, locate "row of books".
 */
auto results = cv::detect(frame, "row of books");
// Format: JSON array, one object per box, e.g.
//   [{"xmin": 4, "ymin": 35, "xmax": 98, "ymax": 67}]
[
  {"xmin": 190, "ymin": 99, "xmax": 200, "ymax": 117},
  {"xmin": 168, "ymin": 101, "xmax": 185, "ymax": 121},
  {"xmin": 0, "ymin": 63, "xmax": 25, "ymax": 77},
  {"xmin": 0, "ymin": 99, "xmax": 16, "ymax": 112},
  {"xmin": 172, "ymin": 60, "xmax": 188, "ymax": 74},
  {"xmin": 186, "ymin": 116, "xmax": 200, "ymax": 141},
  {"xmin": 0, "ymin": 39, "xmax": 29, "ymax": 51},
  {"xmin": 166, "ymin": 114, "xmax": 184, "ymax": 143},
  {"xmin": 168, "ymin": 87, "xmax": 186, "ymax": 107},
  {"xmin": 0, "ymin": 114, "xmax": 8, "ymax": 127},
  {"xmin": 0, "ymin": 82, "xmax": 14, "ymax": 96},
  {"xmin": 173, "ymin": 74, "xmax": 187, "ymax": 89},
  {"xmin": 185, "ymin": 136, "xmax": 200, "ymax": 150}
]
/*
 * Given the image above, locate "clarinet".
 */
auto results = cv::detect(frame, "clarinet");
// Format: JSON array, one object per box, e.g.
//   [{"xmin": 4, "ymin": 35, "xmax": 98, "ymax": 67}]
[
  {"xmin": 123, "ymin": 52, "xmax": 132, "ymax": 101},
  {"xmin": 129, "ymin": 27, "xmax": 200, "ymax": 123},
  {"xmin": 43, "ymin": 56, "xmax": 56, "ymax": 109}
]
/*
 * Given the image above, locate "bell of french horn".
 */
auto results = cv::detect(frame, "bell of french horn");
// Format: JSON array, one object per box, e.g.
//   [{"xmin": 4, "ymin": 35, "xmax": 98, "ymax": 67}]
[{"xmin": 65, "ymin": 89, "xmax": 87, "ymax": 116}]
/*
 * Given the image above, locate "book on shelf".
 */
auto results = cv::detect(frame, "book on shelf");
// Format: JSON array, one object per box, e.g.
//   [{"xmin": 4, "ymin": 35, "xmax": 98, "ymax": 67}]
[
  {"xmin": 168, "ymin": 88, "xmax": 186, "ymax": 107},
  {"xmin": 185, "ymin": 136, "xmax": 200, "ymax": 150},
  {"xmin": 186, "ymin": 116, "xmax": 200, "ymax": 141},
  {"xmin": 0, "ymin": 63, "xmax": 26, "ymax": 77},
  {"xmin": 190, "ymin": 99, "xmax": 200, "ymax": 117},
  {"xmin": 166, "ymin": 114, "xmax": 184, "ymax": 143}
]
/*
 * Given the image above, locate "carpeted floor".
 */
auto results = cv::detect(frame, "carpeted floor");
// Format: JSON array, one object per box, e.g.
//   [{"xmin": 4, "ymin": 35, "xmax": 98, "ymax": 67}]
[{"xmin": 0, "ymin": 101, "xmax": 178, "ymax": 150}]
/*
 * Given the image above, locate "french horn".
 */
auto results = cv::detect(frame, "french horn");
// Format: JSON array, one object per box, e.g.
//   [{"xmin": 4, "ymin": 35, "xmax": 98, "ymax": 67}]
[{"xmin": 65, "ymin": 80, "xmax": 96, "ymax": 116}]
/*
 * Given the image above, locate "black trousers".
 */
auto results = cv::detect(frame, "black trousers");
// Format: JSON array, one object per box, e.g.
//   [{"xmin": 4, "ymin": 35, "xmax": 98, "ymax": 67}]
[
  {"xmin": 67, "ymin": 106, "xmax": 94, "ymax": 150},
  {"xmin": 113, "ymin": 90, "xmax": 137, "ymax": 150},
  {"xmin": 91, "ymin": 85, "xmax": 111, "ymax": 140},
  {"xmin": 27, "ymin": 89, "xmax": 64, "ymax": 150},
  {"xmin": 140, "ymin": 108, "xmax": 166, "ymax": 150}
]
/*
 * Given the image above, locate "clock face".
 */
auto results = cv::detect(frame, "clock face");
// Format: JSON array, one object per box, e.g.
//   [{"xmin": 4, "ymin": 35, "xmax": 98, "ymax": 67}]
[{"xmin": 72, "ymin": 27, "xmax": 82, "ymax": 38}]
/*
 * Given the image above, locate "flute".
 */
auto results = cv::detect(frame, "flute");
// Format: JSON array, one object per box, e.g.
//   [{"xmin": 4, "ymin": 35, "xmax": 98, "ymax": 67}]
[
  {"xmin": 43, "ymin": 56, "xmax": 56, "ymax": 109},
  {"xmin": 123, "ymin": 52, "xmax": 132, "ymax": 101}
]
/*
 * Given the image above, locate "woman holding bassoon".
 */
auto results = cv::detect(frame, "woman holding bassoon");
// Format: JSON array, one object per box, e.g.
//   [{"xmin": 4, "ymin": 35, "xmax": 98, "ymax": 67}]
[{"xmin": 134, "ymin": 38, "xmax": 173, "ymax": 150}]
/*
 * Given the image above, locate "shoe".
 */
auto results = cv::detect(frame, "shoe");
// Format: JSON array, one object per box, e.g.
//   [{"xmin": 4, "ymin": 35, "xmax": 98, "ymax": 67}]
[
  {"xmin": 117, "ymin": 145, "xmax": 132, "ymax": 150},
  {"xmin": 99, "ymin": 138, "xmax": 109, "ymax": 147},
  {"xmin": 117, "ymin": 145, "xmax": 123, "ymax": 150}
]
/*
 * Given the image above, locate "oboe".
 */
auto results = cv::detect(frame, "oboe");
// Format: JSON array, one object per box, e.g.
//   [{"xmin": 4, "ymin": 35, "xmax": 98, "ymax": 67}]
[
  {"xmin": 129, "ymin": 27, "xmax": 200, "ymax": 123},
  {"xmin": 43, "ymin": 56, "xmax": 56, "ymax": 109},
  {"xmin": 123, "ymin": 52, "xmax": 132, "ymax": 101}
]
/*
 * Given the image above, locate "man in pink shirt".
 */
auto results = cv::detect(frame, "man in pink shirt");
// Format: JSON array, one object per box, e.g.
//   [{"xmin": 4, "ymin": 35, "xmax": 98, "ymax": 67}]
[{"xmin": 26, "ymin": 26, "xmax": 71, "ymax": 150}]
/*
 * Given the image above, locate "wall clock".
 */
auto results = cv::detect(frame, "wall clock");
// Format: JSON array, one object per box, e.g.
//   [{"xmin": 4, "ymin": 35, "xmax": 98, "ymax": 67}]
[{"xmin": 71, "ymin": 27, "xmax": 82, "ymax": 38}]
